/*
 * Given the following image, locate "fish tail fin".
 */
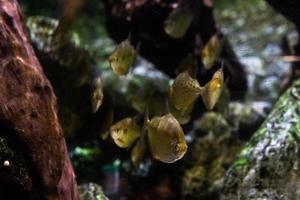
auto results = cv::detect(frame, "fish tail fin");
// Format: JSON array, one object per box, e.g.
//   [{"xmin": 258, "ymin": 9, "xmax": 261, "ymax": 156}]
[
  {"xmin": 198, "ymin": 86, "xmax": 204, "ymax": 96},
  {"xmin": 136, "ymin": 41, "xmax": 141, "ymax": 54},
  {"xmin": 220, "ymin": 60, "xmax": 224, "ymax": 71},
  {"xmin": 143, "ymin": 105, "xmax": 150, "ymax": 126},
  {"xmin": 165, "ymin": 97, "xmax": 171, "ymax": 114},
  {"xmin": 127, "ymin": 31, "xmax": 132, "ymax": 43}
]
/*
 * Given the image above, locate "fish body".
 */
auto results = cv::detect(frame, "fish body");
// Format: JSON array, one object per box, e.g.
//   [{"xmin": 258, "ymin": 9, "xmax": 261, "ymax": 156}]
[
  {"xmin": 131, "ymin": 124, "xmax": 147, "ymax": 167},
  {"xmin": 91, "ymin": 76, "xmax": 103, "ymax": 113},
  {"xmin": 201, "ymin": 35, "xmax": 221, "ymax": 70},
  {"xmin": 132, "ymin": 91, "xmax": 167, "ymax": 117},
  {"xmin": 201, "ymin": 68, "xmax": 224, "ymax": 110},
  {"xmin": 215, "ymin": 84, "xmax": 230, "ymax": 116},
  {"xmin": 147, "ymin": 113, "xmax": 187, "ymax": 163},
  {"xmin": 164, "ymin": 5, "xmax": 194, "ymax": 39},
  {"xmin": 170, "ymin": 71, "xmax": 202, "ymax": 112},
  {"xmin": 169, "ymin": 102, "xmax": 191, "ymax": 125},
  {"xmin": 109, "ymin": 39, "xmax": 137, "ymax": 75},
  {"xmin": 110, "ymin": 118, "xmax": 140, "ymax": 148}
]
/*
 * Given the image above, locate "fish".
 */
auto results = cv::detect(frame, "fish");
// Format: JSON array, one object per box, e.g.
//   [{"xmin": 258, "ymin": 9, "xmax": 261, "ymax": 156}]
[
  {"xmin": 131, "ymin": 138, "xmax": 147, "ymax": 167},
  {"xmin": 131, "ymin": 108, "xmax": 149, "ymax": 167},
  {"xmin": 132, "ymin": 91, "xmax": 191, "ymax": 125},
  {"xmin": 109, "ymin": 39, "xmax": 137, "ymax": 75},
  {"xmin": 91, "ymin": 76, "xmax": 104, "ymax": 113},
  {"xmin": 164, "ymin": 4, "xmax": 194, "ymax": 39},
  {"xmin": 201, "ymin": 35, "xmax": 222, "ymax": 70},
  {"xmin": 169, "ymin": 102, "xmax": 191, "ymax": 125},
  {"xmin": 131, "ymin": 120, "xmax": 148, "ymax": 167},
  {"xmin": 110, "ymin": 118, "xmax": 141, "ymax": 148},
  {"xmin": 200, "ymin": 68, "xmax": 224, "ymax": 110},
  {"xmin": 215, "ymin": 84, "xmax": 230, "ymax": 116},
  {"xmin": 169, "ymin": 71, "xmax": 202, "ymax": 112},
  {"xmin": 100, "ymin": 108, "xmax": 114, "ymax": 140},
  {"xmin": 147, "ymin": 113, "xmax": 187, "ymax": 163},
  {"xmin": 131, "ymin": 90, "xmax": 167, "ymax": 117}
]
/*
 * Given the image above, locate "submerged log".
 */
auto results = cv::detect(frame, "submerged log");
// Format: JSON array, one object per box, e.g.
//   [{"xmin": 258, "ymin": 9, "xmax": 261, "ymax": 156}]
[
  {"xmin": 222, "ymin": 79, "xmax": 300, "ymax": 199},
  {"xmin": 0, "ymin": 0, "xmax": 77, "ymax": 199}
]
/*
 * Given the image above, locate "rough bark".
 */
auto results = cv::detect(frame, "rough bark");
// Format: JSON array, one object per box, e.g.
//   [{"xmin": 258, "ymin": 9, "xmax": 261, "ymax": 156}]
[
  {"xmin": 222, "ymin": 79, "xmax": 300, "ymax": 199},
  {"xmin": 0, "ymin": 1, "xmax": 77, "ymax": 199}
]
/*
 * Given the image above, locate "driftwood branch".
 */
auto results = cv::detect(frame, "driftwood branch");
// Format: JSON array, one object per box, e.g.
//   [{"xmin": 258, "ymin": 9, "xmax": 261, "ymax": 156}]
[{"xmin": 0, "ymin": 0, "xmax": 77, "ymax": 199}]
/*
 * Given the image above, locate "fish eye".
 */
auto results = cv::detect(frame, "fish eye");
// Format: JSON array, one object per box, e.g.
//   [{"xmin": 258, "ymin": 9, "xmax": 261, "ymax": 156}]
[
  {"xmin": 109, "ymin": 57, "xmax": 114, "ymax": 62},
  {"xmin": 174, "ymin": 144, "xmax": 180, "ymax": 151},
  {"xmin": 171, "ymin": 141, "xmax": 180, "ymax": 153}
]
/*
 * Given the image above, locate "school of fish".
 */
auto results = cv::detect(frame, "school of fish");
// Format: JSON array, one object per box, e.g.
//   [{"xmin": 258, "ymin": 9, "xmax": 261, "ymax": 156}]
[{"xmin": 106, "ymin": 3, "xmax": 225, "ymax": 165}]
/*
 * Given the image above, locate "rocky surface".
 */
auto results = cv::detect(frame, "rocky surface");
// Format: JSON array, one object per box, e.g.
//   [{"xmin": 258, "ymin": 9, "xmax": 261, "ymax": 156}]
[
  {"xmin": 78, "ymin": 183, "xmax": 109, "ymax": 200},
  {"xmin": 182, "ymin": 112, "xmax": 244, "ymax": 199},
  {"xmin": 222, "ymin": 79, "xmax": 300, "ymax": 200}
]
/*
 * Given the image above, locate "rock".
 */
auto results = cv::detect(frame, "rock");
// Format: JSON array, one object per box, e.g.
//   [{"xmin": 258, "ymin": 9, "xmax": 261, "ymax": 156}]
[
  {"xmin": 182, "ymin": 121, "xmax": 243, "ymax": 199},
  {"xmin": 182, "ymin": 165, "xmax": 207, "ymax": 198},
  {"xmin": 78, "ymin": 183, "xmax": 109, "ymax": 200},
  {"xmin": 227, "ymin": 101, "xmax": 271, "ymax": 140},
  {"xmin": 222, "ymin": 79, "xmax": 300, "ymax": 200},
  {"xmin": 194, "ymin": 112, "xmax": 231, "ymax": 137}
]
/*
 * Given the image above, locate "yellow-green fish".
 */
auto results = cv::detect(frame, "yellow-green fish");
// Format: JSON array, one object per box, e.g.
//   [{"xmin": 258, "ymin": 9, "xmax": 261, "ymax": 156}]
[
  {"xmin": 147, "ymin": 113, "xmax": 187, "ymax": 163},
  {"xmin": 169, "ymin": 71, "xmax": 202, "ymax": 112},
  {"xmin": 215, "ymin": 84, "xmax": 230, "ymax": 116},
  {"xmin": 201, "ymin": 68, "xmax": 224, "ymax": 110},
  {"xmin": 132, "ymin": 91, "xmax": 191, "ymax": 125},
  {"xmin": 131, "ymin": 91, "xmax": 167, "ymax": 117},
  {"xmin": 169, "ymin": 102, "xmax": 191, "ymax": 125},
  {"xmin": 201, "ymin": 35, "xmax": 221, "ymax": 70},
  {"xmin": 110, "ymin": 118, "xmax": 141, "ymax": 148},
  {"xmin": 131, "ymin": 138, "xmax": 146, "ymax": 167},
  {"xmin": 100, "ymin": 108, "xmax": 114, "ymax": 140},
  {"xmin": 91, "ymin": 76, "xmax": 103, "ymax": 113},
  {"xmin": 131, "ymin": 124, "xmax": 147, "ymax": 167},
  {"xmin": 164, "ymin": 5, "xmax": 194, "ymax": 39},
  {"xmin": 109, "ymin": 39, "xmax": 137, "ymax": 75}
]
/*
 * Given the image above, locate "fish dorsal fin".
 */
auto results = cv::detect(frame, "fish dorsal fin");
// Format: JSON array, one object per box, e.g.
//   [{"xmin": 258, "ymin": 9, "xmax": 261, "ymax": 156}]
[
  {"xmin": 127, "ymin": 31, "xmax": 132, "ymax": 43},
  {"xmin": 165, "ymin": 97, "xmax": 171, "ymax": 114},
  {"xmin": 144, "ymin": 106, "xmax": 150, "ymax": 126},
  {"xmin": 187, "ymin": 64, "xmax": 198, "ymax": 79}
]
